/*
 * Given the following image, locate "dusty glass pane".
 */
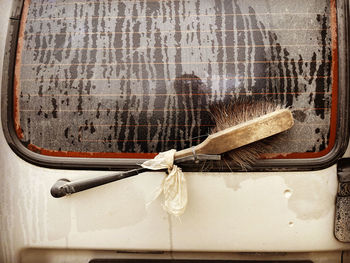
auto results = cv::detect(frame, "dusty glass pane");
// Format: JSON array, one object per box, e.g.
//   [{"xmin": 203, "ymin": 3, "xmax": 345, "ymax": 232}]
[{"xmin": 14, "ymin": 0, "xmax": 337, "ymax": 159}]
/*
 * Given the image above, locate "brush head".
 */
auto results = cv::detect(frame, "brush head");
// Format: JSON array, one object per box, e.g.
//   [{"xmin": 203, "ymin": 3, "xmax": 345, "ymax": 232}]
[{"xmin": 209, "ymin": 97, "xmax": 285, "ymax": 169}]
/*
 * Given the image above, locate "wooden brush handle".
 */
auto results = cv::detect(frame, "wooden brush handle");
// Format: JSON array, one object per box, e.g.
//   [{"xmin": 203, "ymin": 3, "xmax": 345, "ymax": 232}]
[
  {"xmin": 174, "ymin": 147, "xmax": 196, "ymax": 159},
  {"xmin": 174, "ymin": 109, "xmax": 294, "ymax": 160}
]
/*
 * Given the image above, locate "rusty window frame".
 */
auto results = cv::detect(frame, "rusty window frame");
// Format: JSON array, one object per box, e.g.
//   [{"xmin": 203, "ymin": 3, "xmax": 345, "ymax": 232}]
[{"xmin": 1, "ymin": 0, "xmax": 349, "ymax": 171}]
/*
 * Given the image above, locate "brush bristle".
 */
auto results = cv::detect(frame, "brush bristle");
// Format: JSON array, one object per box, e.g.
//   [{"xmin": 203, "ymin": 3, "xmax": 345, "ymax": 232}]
[{"xmin": 209, "ymin": 97, "xmax": 282, "ymax": 169}]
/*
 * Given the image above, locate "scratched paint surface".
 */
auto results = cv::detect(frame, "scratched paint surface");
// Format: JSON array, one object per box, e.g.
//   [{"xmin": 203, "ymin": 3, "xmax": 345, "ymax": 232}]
[{"xmin": 16, "ymin": 0, "xmax": 334, "ymax": 157}]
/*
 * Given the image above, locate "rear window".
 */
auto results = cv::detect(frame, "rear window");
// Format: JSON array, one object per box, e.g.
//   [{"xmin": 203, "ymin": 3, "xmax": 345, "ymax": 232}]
[{"xmin": 5, "ymin": 0, "xmax": 348, "ymax": 169}]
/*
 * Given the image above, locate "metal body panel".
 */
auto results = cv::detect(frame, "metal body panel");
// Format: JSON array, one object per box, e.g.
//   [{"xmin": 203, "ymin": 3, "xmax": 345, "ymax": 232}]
[{"xmin": 1, "ymin": 138, "xmax": 350, "ymax": 262}]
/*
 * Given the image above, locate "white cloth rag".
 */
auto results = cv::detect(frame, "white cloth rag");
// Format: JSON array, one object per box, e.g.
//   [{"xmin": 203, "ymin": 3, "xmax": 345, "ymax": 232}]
[{"xmin": 141, "ymin": 149, "xmax": 188, "ymax": 216}]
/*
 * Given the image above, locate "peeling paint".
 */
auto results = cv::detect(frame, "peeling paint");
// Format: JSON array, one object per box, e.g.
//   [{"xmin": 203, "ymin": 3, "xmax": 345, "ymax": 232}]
[{"xmin": 284, "ymin": 175, "xmax": 334, "ymax": 220}]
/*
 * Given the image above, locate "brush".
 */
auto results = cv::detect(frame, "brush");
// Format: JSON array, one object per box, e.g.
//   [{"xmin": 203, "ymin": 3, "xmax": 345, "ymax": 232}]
[
  {"xmin": 209, "ymin": 97, "xmax": 286, "ymax": 169},
  {"xmin": 50, "ymin": 98, "xmax": 294, "ymax": 198}
]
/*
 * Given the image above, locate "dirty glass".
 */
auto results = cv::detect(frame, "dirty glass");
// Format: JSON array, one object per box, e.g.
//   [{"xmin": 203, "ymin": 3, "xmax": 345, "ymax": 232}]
[{"xmin": 14, "ymin": 0, "xmax": 337, "ymax": 160}]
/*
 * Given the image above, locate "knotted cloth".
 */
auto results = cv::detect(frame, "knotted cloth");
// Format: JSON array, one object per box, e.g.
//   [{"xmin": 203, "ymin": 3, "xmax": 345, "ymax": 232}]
[{"xmin": 141, "ymin": 149, "xmax": 188, "ymax": 216}]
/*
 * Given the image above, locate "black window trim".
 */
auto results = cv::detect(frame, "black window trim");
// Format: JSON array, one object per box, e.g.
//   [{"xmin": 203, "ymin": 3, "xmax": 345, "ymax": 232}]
[{"xmin": 1, "ymin": 0, "xmax": 349, "ymax": 171}]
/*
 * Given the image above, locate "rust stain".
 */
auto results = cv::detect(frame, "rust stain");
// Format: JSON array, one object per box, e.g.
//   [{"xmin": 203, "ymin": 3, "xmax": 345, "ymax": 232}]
[
  {"xmin": 13, "ymin": 0, "xmax": 31, "ymax": 140},
  {"xmin": 27, "ymin": 144, "xmax": 157, "ymax": 159},
  {"xmin": 262, "ymin": 150, "xmax": 334, "ymax": 160},
  {"xmin": 327, "ymin": 0, "xmax": 339, "ymax": 156}
]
